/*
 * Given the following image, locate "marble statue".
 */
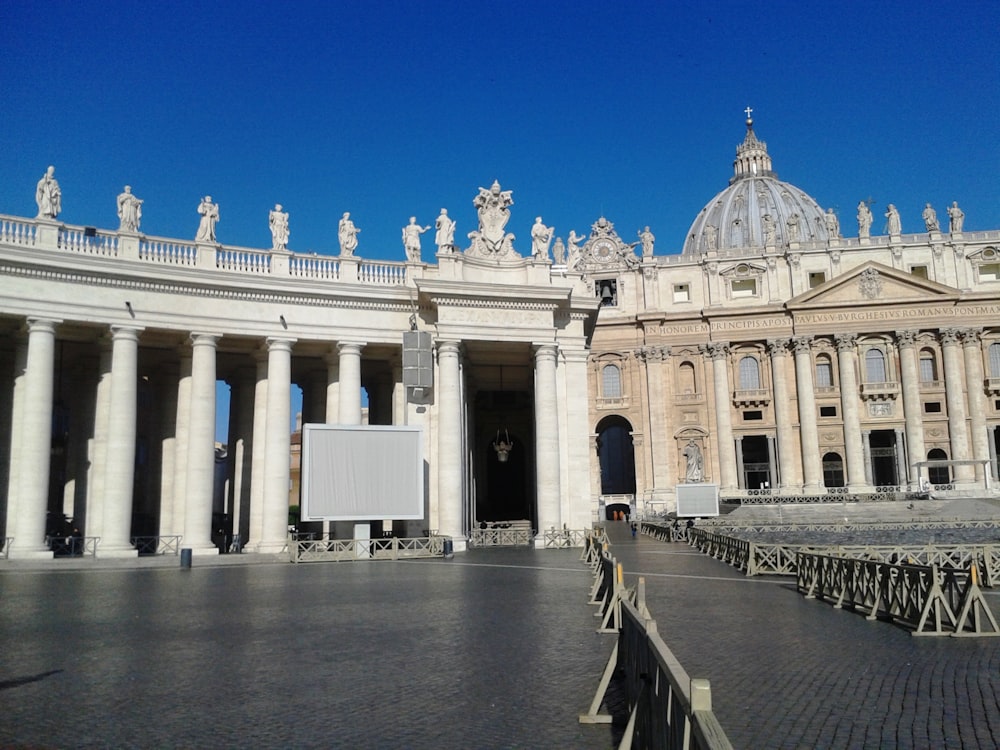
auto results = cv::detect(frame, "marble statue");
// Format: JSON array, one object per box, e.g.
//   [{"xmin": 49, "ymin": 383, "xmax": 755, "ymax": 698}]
[
  {"xmin": 683, "ymin": 440, "xmax": 704, "ymax": 482},
  {"xmin": 552, "ymin": 237, "xmax": 566, "ymax": 265},
  {"xmin": 402, "ymin": 216, "xmax": 430, "ymax": 261},
  {"xmin": 948, "ymin": 201, "xmax": 965, "ymax": 233},
  {"xmin": 469, "ymin": 180, "xmax": 514, "ymax": 255},
  {"xmin": 824, "ymin": 208, "xmax": 840, "ymax": 238},
  {"xmin": 786, "ymin": 213, "xmax": 801, "ymax": 242},
  {"xmin": 434, "ymin": 208, "xmax": 455, "ymax": 252},
  {"xmin": 567, "ymin": 230, "xmax": 586, "ymax": 268},
  {"xmin": 269, "ymin": 203, "xmax": 289, "ymax": 251},
  {"xmin": 704, "ymin": 224, "xmax": 718, "ymax": 251},
  {"xmin": 195, "ymin": 196, "xmax": 219, "ymax": 242},
  {"xmin": 116, "ymin": 185, "xmax": 143, "ymax": 232},
  {"xmin": 885, "ymin": 204, "xmax": 901, "ymax": 235},
  {"xmin": 638, "ymin": 226, "xmax": 655, "ymax": 257},
  {"xmin": 530, "ymin": 216, "xmax": 553, "ymax": 258},
  {"xmin": 857, "ymin": 201, "xmax": 873, "ymax": 239},
  {"xmin": 761, "ymin": 214, "xmax": 776, "ymax": 245},
  {"xmin": 35, "ymin": 166, "xmax": 61, "ymax": 219},
  {"xmin": 922, "ymin": 203, "xmax": 939, "ymax": 232},
  {"xmin": 338, "ymin": 212, "xmax": 359, "ymax": 256}
]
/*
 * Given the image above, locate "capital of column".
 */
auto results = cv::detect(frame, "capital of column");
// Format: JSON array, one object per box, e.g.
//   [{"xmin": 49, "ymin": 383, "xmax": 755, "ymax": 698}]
[
  {"xmin": 766, "ymin": 338, "xmax": 790, "ymax": 357},
  {"xmin": 110, "ymin": 325, "xmax": 143, "ymax": 343},
  {"xmin": 959, "ymin": 328, "xmax": 982, "ymax": 347},
  {"xmin": 437, "ymin": 340, "xmax": 462, "ymax": 358},
  {"xmin": 791, "ymin": 335, "xmax": 813, "ymax": 355},
  {"xmin": 266, "ymin": 337, "xmax": 296, "ymax": 354},
  {"xmin": 895, "ymin": 329, "xmax": 918, "ymax": 348},
  {"xmin": 189, "ymin": 332, "xmax": 220, "ymax": 349},
  {"xmin": 533, "ymin": 343, "xmax": 558, "ymax": 363},
  {"xmin": 337, "ymin": 340, "xmax": 365, "ymax": 357},
  {"xmin": 704, "ymin": 341, "xmax": 729, "ymax": 360},
  {"xmin": 834, "ymin": 333, "xmax": 857, "ymax": 352},
  {"xmin": 939, "ymin": 328, "xmax": 961, "ymax": 346},
  {"xmin": 25, "ymin": 317, "xmax": 60, "ymax": 335}
]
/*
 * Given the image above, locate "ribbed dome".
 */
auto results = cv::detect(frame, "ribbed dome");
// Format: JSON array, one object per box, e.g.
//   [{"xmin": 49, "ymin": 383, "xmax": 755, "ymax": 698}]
[{"xmin": 682, "ymin": 118, "xmax": 834, "ymax": 254}]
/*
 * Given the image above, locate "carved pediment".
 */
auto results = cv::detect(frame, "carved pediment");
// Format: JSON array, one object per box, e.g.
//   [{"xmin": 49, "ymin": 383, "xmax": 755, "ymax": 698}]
[
  {"xmin": 787, "ymin": 261, "xmax": 959, "ymax": 309},
  {"xmin": 719, "ymin": 261, "xmax": 766, "ymax": 279},
  {"xmin": 966, "ymin": 246, "xmax": 999, "ymax": 262},
  {"xmin": 572, "ymin": 216, "xmax": 640, "ymax": 272}
]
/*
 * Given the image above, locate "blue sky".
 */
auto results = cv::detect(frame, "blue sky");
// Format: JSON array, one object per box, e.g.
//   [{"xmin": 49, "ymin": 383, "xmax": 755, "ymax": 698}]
[{"xmin": 3, "ymin": 1, "xmax": 999, "ymax": 440}]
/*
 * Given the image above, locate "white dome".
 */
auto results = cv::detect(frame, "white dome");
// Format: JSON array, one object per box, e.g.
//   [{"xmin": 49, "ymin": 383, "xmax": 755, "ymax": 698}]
[{"xmin": 682, "ymin": 119, "xmax": 833, "ymax": 255}]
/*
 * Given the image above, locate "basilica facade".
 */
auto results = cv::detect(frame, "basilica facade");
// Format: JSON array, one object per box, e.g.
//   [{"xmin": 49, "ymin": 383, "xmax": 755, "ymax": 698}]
[{"xmin": 2, "ymin": 119, "xmax": 999, "ymax": 559}]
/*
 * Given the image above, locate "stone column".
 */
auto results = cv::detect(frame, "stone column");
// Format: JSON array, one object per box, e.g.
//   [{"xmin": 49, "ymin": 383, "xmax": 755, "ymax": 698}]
[
  {"xmin": 257, "ymin": 337, "xmax": 296, "ymax": 553},
  {"xmin": 562, "ymin": 348, "xmax": 593, "ymax": 528},
  {"xmin": 436, "ymin": 341, "xmax": 463, "ymax": 540},
  {"xmin": 792, "ymin": 337, "xmax": 822, "ymax": 492},
  {"xmin": 9, "ymin": 318, "xmax": 59, "ymax": 558},
  {"xmin": 183, "ymin": 333, "xmax": 220, "ymax": 554},
  {"xmin": 895, "ymin": 330, "xmax": 925, "ymax": 487},
  {"xmin": 165, "ymin": 350, "xmax": 192, "ymax": 538},
  {"xmin": 835, "ymin": 334, "xmax": 867, "ymax": 490},
  {"xmin": 229, "ymin": 367, "xmax": 256, "ymax": 550},
  {"xmin": 4, "ymin": 339, "xmax": 28, "ymax": 541},
  {"xmin": 962, "ymin": 329, "xmax": 989, "ymax": 483},
  {"xmin": 155, "ymin": 364, "xmax": 179, "ymax": 540},
  {"xmin": 87, "ymin": 341, "xmax": 112, "ymax": 539},
  {"xmin": 99, "ymin": 326, "xmax": 143, "ymax": 557},
  {"xmin": 766, "ymin": 435, "xmax": 778, "ymax": 489},
  {"xmin": 861, "ymin": 430, "xmax": 872, "ymax": 485},
  {"xmin": 894, "ymin": 428, "xmax": 907, "ymax": 486},
  {"xmin": 337, "ymin": 342, "xmax": 364, "ymax": 425},
  {"xmin": 767, "ymin": 339, "xmax": 799, "ymax": 491},
  {"xmin": 324, "ymin": 349, "xmax": 340, "ymax": 423},
  {"xmin": 941, "ymin": 329, "xmax": 974, "ymax": 482},
  {"xmin": 734, "ymin": 436, "xmax": 745, "ymax": 489},
  {"xmin": 246, "ymin": 349, "xmax": 268, "ymax": 548},
  {"xmin": 707, "ymin": 343, "xmax": 737, "ymax": 489},
  {"xmin": 534, "ymin": 344, "xmax": 561, "ymax": 538},
  {"xmin": 642, "ymin": 346, "xmax": 670, "ymax": 490}
]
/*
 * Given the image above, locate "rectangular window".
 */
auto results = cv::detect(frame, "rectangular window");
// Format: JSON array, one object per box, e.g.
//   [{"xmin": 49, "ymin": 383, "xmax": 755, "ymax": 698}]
[
  {"xmin": 808, "ymin": 272, "xmax": 826, "ymax": 288},
  {"xmin": 819, "ymin": 405, "xmax": 837, "ymax": 417},
  {"xmin": 731, "ymin": 279, "xmax": 757, "ymax": 298},
  {"xmin": 673, "ymin": 283, "xmax": 690, "ymax": 303},
  {"xmin": 924, "ymin": 402, "xmax": 942, "ymax": 414},
  {"xmin": 979, "ymin": 263, "xmax": 1000, "ymax": 282},
  {"xmin": 742, "ymin": 410, "xmax": 763, "ymax": 421},
  {"xmin": 910, "ymin": 265, "xmax": 929, "ymax": 279}
]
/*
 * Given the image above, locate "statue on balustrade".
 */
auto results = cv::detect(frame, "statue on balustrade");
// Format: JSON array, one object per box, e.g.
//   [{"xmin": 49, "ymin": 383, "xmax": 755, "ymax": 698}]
[
  {"xmin": 468, "ymin": 180, "xmax": 515, "ymax": 257},
  {"xmin": 117, "ymin": 185, "xmax": 143, "ymax": 232},
  {"xmin": 552, "ymin": 237, "xmax": 566, "ymax": 265},
  {"xmin": 922, "ymin": 202, "xmax": 939, "ymax": 232},
  {"xmin": 761, "ymin": 214, "xmax": 776, "ymax": 245},
  {"xmin": 269, "ymin": 203, "xmax": 289, "ymax": 251},
  {"xmin": 435, "ymin": 208, "xmax": 455, "ymax": 253},
  {"xmin": 857, "ymin": 200, "xmax": 872, "ymax": 239},
  {"xmin": 638, "ymin": 226, "xmax": 655, "ymax": 257},
  {"xmin": 947, "ymin": 201, "xmax": 965, "ymax": 233},
  {"xmin": 530, "ymin": 217, "xmax": 553, "ymax": 258},
  {"xmin": 338, "ymin": 212, "xmax": 359, "ymax": 256},
  {"xmin": 402, "ymin": 216, "xmax": 430, "ymax": 261},
  {"xmin": 885, "ymin": 203, "xmax": 901, "ymax": 235},
  {"xmin": 824, "ymin": 208, "xmax": 840, "ymax": 238},
  {"xmin": 786, "ymin": 212, "xmax": 801, "ymax": 242},
  {"xmin": 195, "ymin": 196, "xmax": 219, "ymax": 242},
  {"xmin": 683, "ymin": 440, "xmax": 704, "ymax": 482},
  {"xmin": 35, "ymin": 166, "xmax": 61, "ymax": 219},
  {"xmin": 566, "ymin": 230, "xmax": 586, "ymax": 269}
]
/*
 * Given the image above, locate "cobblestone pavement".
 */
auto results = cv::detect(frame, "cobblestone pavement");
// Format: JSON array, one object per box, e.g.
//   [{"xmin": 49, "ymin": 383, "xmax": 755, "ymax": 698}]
[
  {"xmin": 0, "ymin": 549, "xmax": 616, "ymax": 749},
  {"xmin": 605, "ymin": 521, "xmax": 1000, "ymax": 749}
]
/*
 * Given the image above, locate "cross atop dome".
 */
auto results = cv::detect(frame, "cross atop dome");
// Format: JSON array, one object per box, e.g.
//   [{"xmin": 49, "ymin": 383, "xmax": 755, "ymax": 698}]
[{"xmin": 731, "ymin": 109, "xmax": 775, "ymax": 184}]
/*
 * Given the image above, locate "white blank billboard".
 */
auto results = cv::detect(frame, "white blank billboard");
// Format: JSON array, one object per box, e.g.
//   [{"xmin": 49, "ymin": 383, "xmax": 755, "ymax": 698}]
[
  {"xmin": 676, "ymin": 483, "xmax": 720, "ymax": 517},
  {"xmin": 300, "ymin": 424, "xmax": 424, "ymax": 521}
]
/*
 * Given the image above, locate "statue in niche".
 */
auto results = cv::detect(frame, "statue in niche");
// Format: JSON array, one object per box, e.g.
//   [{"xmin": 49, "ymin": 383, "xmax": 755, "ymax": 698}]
[
  {"xmin": 922, "ymin": 203, "xmax": 939, "ymax": 232},
  {"xmin": 530, "ymin": 217, "xmax": 553, "ymax": 258},
  {"xmin": 638, "ymin": 226, "xmax": 655, "ymax": 257},
  {"xmin": 402, "ymin": 216, "xmax": 430, "ymax": 261},
  {"xmin": 761, "ymin": 214, "xmax": 776, "ymax": 245},
  {"xmin": 786, "ymin": 213, "xmax": 801, "ymax": 242},
  {"xmin": 824, "ymin": 208, "xmax": 840, "ymax": 238},
  {"xmin": 947, "ymin": 201, "xmax": 965, "ymax": 233},
  {"xmin": 269, "ymin": 203, "xmax": 289, "ymax": 251},
  {"xmin": 885, "ymin": 204, "xmax": 901, "ymax": 235},
  {"xmin": 338, "ymin": 212, "xmax": 359, "ymax": 256},
  {"xmin": 552, "ymin": 237, "xmax": 566, "ymax": 265},
  {"xmin": 468, "ymin": 180, "xmax": 515, "ymax": 256},
  {"xmin": 35, "ymin": 165, "xmax": 61, "ymax": 219},
  {"xmin": 195, "ymin": 196, "xmax": 219, "ymax": 242},
  {"xmin": 857, "ymin": 200, "xmax": 873, "ymax": 239},
  {"xmin": 435, "ymin": 208, "xmax": 455, "ymax": 252},
  {"xmin": 117, "ymin": 185, "xmax": 143, "ymax": 232},
  {"xmin": 704, "ymin": 223, "xmax": 718, "ymax": 251},
  {"xmin": 683, "ymin": 440, "xmax": 704, "ymax": 482},
  {"xmin": 566, "ymin": 230, "xmax": 586, "ymax": 269}
]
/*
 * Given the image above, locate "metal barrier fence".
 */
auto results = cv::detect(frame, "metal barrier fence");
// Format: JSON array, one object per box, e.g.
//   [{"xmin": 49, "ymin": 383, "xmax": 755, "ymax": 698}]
[
  {"xmin": 131, "ymin": 535, "xmax": 183, "ymax": 556},
  {"xmin": 544, "ymin": 527, "xmax": 608, "ymax": 548},
  {"xmin": 468, "ymin": 528, "xmax": 533, "ymax": 547},
  {"xmin": 288, "ymin": 535, "xmax": 447, "ymax": 563},
  {"xmin": 796, "ymin": 552, "xmax": 1000, "ymax": 637},
  {"xmin": 1, "ymin": 537, "xmax": 11, "ymax": 559},
  {"xmin": 579, "ymin": 534, "xmax": 734, "ymax": 749},
  {"xmin": 45, "ymin": 535, "xmax": 100, "ymax": 557}
]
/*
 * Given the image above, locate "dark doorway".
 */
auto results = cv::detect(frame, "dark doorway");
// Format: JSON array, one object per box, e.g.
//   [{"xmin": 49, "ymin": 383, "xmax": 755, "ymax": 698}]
[
  {"xmin": 823, "ymin": 452, "xmax": 845, "ymax": 488},
  {"xmin": 740, "ymin": 435, "xmax": 770, "ymax": 489},
  {"xmin": 596, "ymin": 416, "xmax": 636, "ymax": 495},
  {"xmin": 927, "ymin": 448, "xmax": 951, "ymax": 485},
  {"xmin": 474, "ymin": 389, "xmax": 534, "ymax": 527},
  {"xmin": 869, "ymin": 430, "xmax": 898, "ymax": 487}
]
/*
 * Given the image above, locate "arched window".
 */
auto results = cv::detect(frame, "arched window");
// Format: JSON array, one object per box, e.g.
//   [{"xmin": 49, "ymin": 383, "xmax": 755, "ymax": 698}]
[
  {"xmin": 927, "ymin": 448, "xmax": 950, "ymax": 485},
  {"xmin": 865, "ymin": 348, "xmax": 887, "ymax": 383},
  {"xmin": 678, "ymin": 361, "xmax": 697, "ymax": 394},
  {"xmin": 738, "ymin": 356, "xmax": 760, "ymax": 389},
  {"xmin": 602, "ymin": 364, "xmax": 622, "ymax": 399},
  {"xmin": 989, "ymin": 343, "xmax": 1000, "ymax": 377},
  {"xmin": 815, "ymin": 354, "xmax": 833, "ymax": 387},
  {"xmin": 918, "ymin": 348, "xmax": 938, "ymax": 382},
  {"xmin": 822, "ymin": 452, "xmax": 845, "ymax": 488}
]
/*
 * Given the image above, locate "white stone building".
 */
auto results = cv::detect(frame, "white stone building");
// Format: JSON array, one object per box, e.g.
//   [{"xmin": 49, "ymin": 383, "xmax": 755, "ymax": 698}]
[{"xmin": 2, "ymin": 119, "xmax": 1000, "ymax": 558}]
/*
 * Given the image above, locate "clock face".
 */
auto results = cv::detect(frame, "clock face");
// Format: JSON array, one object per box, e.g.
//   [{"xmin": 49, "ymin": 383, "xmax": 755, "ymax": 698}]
[{"xmin": 594, "ymin": 240, "xmax": 614, "ymax": 261}]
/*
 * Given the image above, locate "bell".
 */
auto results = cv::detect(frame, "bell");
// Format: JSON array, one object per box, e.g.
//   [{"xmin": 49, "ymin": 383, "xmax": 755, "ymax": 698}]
[{"xmin": 601, "ymin": 285, "xmax": 613, "ymax": 302}]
